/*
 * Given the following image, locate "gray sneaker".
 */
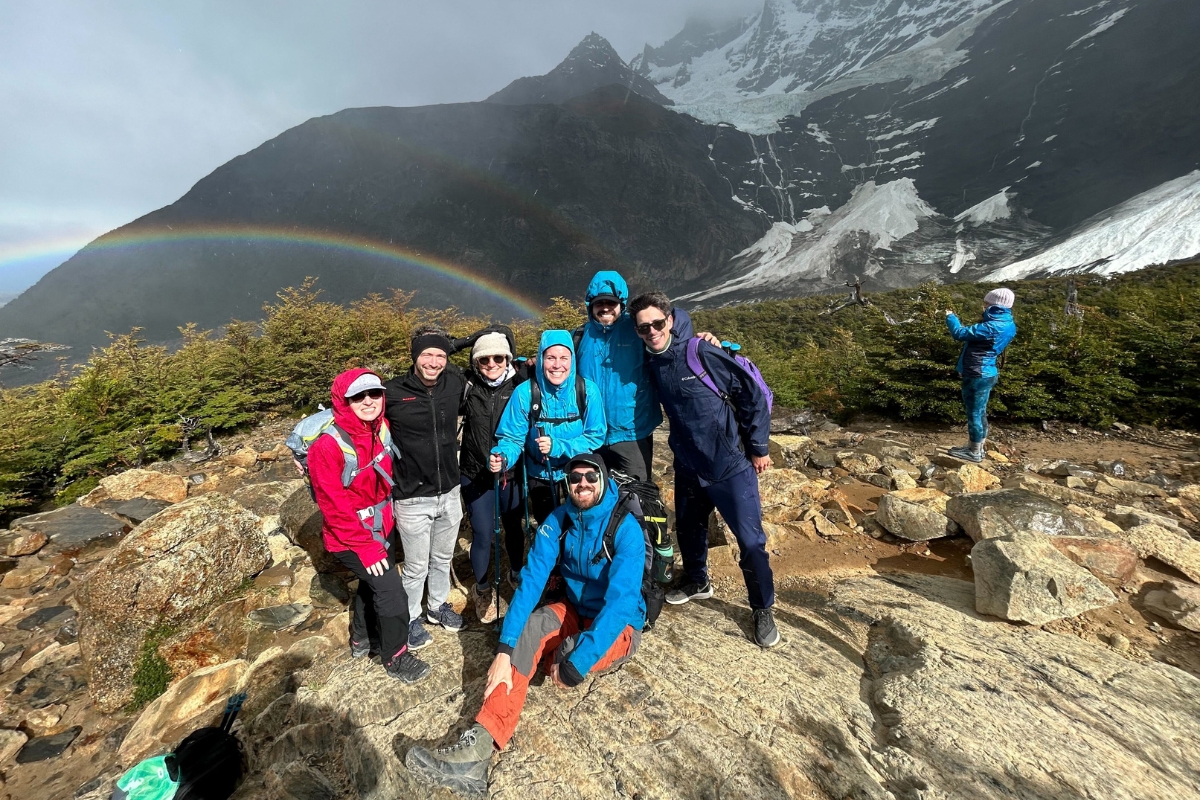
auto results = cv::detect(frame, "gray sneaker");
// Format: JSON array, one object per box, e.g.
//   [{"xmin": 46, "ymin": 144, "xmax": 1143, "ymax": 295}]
[
  {"xmin": 665, "ymin": 581, "xmax": 714, "ymax": 605},
  {"xmin": 426, "ymin": 602, "xmax": 464, "ymax": 632},
  {"xmin": 408, "ymin": 619, "xmax": 432, "ymax": 650},
  {"xmin": 947, "ymin": 445, "xmax": 983, "ymax": 463},
  {"xmin": 753, "ymin": 608, "xmax": 781, "ymax": 648},
  {"xmin": 406, "ymin": 723, "xmax": 494, "ymax": 796}
]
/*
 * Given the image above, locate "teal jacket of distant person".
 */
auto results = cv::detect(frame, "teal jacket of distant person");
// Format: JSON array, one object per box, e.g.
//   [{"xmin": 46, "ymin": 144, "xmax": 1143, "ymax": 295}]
[
  {"xmin": 945, "ymin": 305, "xmax": 1017, "ymax": 379},
  {"xmin": 575, "ymin": 270, "xmax": 694, "ymax": 445},
  {"xmin": 491, "ymin": 329, "xmax": 606, "ymax": 483}
]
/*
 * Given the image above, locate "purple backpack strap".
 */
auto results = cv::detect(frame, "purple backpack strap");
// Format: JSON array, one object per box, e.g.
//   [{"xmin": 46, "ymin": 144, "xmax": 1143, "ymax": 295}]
[{"xmin": 685, "ymin": 338, "xmax": 727, "ymax": 401}]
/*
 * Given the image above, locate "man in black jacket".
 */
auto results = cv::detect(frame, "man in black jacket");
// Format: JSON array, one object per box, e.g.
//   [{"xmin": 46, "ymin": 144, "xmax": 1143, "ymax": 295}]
[{"xmin": 384, "ymin": 324, "xmax": 466, "ymax": 650}]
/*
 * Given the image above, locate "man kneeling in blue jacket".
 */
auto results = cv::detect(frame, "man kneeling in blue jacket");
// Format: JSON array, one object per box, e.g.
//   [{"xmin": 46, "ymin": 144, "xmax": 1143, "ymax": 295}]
[
  {"xmin": 630, "ymin": 291, "xmax": 780, "ymax": 649},
  {"xmin": 406, "ymin": 454, "xmax": 646, "ymax": 795}
]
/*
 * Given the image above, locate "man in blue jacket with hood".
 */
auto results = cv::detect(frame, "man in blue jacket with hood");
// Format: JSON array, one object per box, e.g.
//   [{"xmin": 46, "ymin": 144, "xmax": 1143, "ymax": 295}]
[
  {"xmin": 629, "ymin": 291, "xmax": 779, "ymax": 649},
  {"xmin": 406, "ymin": 453, "xmax": 646, "ymax": 795},
  {"xmin": 944, "ymin": 288, "xmax": 1017, "ymax": 463},
  {"xmin": 575, "ymin": 270, "xmax": 717, "ymax": 481},
  {"xmin": 490, "ymin": 330, "xmax": 606, "ymax": 523}
]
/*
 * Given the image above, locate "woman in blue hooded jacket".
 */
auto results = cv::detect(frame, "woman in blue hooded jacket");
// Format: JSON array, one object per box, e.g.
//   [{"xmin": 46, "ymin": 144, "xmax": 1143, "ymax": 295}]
[
  {"xmin": 490, "ymin": 330, "xmax": 606, "ymax": 524},
  {"xmin": 944, "ymin": 288, "xmax": 1017, "ymax": 462}
]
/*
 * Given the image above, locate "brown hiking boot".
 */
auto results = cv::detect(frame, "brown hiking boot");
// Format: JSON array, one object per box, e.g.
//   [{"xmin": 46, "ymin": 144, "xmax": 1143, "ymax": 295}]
[{"xmin": 472, "ymin": 583, "xmax": 507, "ymax": 624}]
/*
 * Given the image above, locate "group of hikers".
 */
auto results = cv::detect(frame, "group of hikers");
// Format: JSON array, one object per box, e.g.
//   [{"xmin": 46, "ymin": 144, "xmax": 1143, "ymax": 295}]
[{"xmin": 299, "ymin": 266, "xmax": 1020, "ymax": 795}]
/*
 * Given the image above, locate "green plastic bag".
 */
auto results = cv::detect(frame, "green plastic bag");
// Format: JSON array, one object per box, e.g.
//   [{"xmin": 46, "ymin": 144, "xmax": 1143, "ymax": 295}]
[{"xmin": 112, "ymin": 755, "xmax": 179, "ymax": 800}]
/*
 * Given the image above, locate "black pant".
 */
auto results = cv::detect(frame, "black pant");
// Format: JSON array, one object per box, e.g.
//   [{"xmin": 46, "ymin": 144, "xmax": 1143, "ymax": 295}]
[
  {"xmin": 461, "ymin": 472, "xmax": 526, "ymax": 584},
  {"xmin": 528, "ymin": 478, "xmax": 566, "ymax": 527},
  {"xmin": 598, "ymin": 436, "xmax": 655, "ymax": 482},
  {"xmin": 332, "ymin": 533, "xmax": 410, "ymax": 663}
]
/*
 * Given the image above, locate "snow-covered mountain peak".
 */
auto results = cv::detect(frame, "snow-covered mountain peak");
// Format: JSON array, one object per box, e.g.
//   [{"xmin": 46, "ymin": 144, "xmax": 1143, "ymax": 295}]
[{"xmin": 955, "ymin": 188, "xmax": 1013, "ymax": 226}]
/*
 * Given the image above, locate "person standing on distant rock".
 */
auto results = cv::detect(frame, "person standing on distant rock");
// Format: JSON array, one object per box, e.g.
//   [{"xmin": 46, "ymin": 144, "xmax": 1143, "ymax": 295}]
[
  {"xmin": 308, "ymin": 368, "xmax": 429, "ymax": 683},
  {"xmin": 385, "ymin": 325, "xmax": 466, "ymax": 651},
  {"xmin": 629, "ymin": 291, "xmax": 780, "ymax": 649},
  {"xmin": 575, "ymin": 270, "xmax": 715, "ymax": 481},
  {"xmin": 489, "ymin": 330, "xmax": 606, "ymax": 525},
  {"xmin": 452, "ymin": 324, "xmax": 531, "ymax": 623},
  {"xmin": 405, "ymin": 454, "xmax": 646, "ymax": 796},
  {"xmin": 944, "ymin": 288, "xmax": 1017, "ymax": 463}
]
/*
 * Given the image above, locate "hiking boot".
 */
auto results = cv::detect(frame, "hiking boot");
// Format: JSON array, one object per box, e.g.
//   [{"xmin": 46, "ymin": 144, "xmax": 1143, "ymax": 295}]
[
  {"xmin": 665, "ymin": 581, "xmax": 713, "ymax": 605},
  {"xmin": 385, "ymin": 650, "xmax": 431, "ymax": 684},
  {"xmin": 350, "ymin": 638, "xmax": 379, "ymax": 659},
  {"xmin": 427, "ymin": 602, "xmax": 464, "ymax": 632},
  {"xmin": 753, "ymin": 608, "xmax": 781, "ymax": 648},
  {"xmin": 471, "ymin": 584, "xmax": 507, "ymax": 625},
  {"xmin": 947, "ymin": 445, "xmax": 983, "ymax": 463},
  {"xmin": 408, "ymin": 619, "xmax": 432, "ymax": 650},
  {"xmin": 406, "ymin": 723, "xmax": 494, "ymax": 797}
]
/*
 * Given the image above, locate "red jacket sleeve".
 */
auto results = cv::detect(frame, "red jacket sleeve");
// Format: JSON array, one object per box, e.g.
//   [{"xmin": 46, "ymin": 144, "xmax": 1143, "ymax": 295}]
[{"xmin": 307, "ymin": 436, "xmax": 390, "ymax": 566}]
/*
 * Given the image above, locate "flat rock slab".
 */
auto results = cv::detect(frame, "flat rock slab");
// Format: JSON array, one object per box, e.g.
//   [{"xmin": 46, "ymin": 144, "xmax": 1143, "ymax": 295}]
[
  {"xmin": 9, "ymin": 505, "xmax": 128, "ymax": 552},
  {"xmin": 16, "ymin": 605, "xmax": 77, "ymax": 631},
  {"xmin": 946, "ymin": 488, "xmax": 1110, "ymax": 543},
  {"xmin": 248, "ymin": 604, "xmax": 312, "ymax": 631},
  {"xmin": 246, "ymin": 573, "xmax": 1200, "ymax": 800},
  {"xmin": 16, "ymin": 726, "xmax": 82, "ymax": 763},
  {"xmin": 92, "ymin": 498, "xmax": 170, "ymax": 525}
]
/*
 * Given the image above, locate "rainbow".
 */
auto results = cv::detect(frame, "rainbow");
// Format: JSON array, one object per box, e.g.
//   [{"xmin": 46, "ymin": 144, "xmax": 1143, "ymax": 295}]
[{"xmin": 0, "ymin": 223, "xmax": 544, "ymax": 319}]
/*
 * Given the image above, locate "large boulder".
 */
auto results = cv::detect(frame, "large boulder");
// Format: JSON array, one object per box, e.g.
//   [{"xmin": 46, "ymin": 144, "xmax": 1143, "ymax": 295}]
[
  {"xmin": 875, "ymin": 491, "xmax": 958, "ymax": 541},
  {"xmin": 79, "ymin": 468, "xmax": 188, "ymax": 506},
  {"xmin": 1049, "ymin": 536, "xmax": 1139, "ymax": 584},
  {"xmin": 1143, "ymin": 580, "xmax": 1200, "ymax": 632},
  {"xmin": 1122, "ymin": 524, "xmax": 1200, "ymax": 583},
  {"xmin": 278, "ymin": 482, "xmax": 337, "ymax": 572},
  {"xmin": 232, "ymin": 480, "xmax": 306, "ymax": 536},
  {"xmin": 943, "ymin": 463, "xmax": 1001, "ymax": 495},
  {"xmin": 972, "ymin": 533, "xmax": 1117, "ymax": 624},
  {"xmin": 946, "ymin": 488, "xmax": 1111, "ymax": 543},
  {"xmin": 78, "ymin": 493, "xmax": 269, "ymax": 712}
]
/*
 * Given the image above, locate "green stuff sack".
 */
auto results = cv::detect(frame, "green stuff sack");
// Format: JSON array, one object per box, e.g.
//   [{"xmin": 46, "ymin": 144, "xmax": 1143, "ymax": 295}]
[{"xmin": 111, "ymin": 755, "xmax": 179, "ymax": 800}]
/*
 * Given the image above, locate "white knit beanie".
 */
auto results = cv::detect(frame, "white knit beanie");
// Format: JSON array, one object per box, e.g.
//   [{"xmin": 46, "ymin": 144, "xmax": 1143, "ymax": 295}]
[
  {"xmin": 983, "ymin": 288, "xmax": 1014, "ymax": 308},
  {"xmin": 472, "ymin": 332, "xmax": 512, "ymax": 362}
]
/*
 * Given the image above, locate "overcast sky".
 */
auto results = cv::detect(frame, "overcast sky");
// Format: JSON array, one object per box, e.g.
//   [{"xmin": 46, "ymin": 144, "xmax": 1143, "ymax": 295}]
[{"xmin": 0, "ymin": 0, "xmax": 759, "ymax": 295}]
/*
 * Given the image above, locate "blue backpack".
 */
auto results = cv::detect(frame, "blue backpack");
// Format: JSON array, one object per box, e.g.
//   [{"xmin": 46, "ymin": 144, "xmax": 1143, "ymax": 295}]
[{"xmin": 684, "ymin": 338, "xmax": 773, "ymax": 414}]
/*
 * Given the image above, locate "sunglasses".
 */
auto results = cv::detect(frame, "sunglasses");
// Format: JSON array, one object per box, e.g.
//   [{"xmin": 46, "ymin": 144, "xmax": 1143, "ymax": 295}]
[
  {"xmin": 475, "ymin": 355, "xmax": 508, "ymax": 366},
  {"xmin": 567, "ymin": 470, "xmax": 601, "ymax": 485},
  {"xmin": 635, "ymin": 318, "xmax": 669, "ymax": 336},
  {"xmin": 347, "ymin": 388, "xmax": 384, "ymax": 403}
]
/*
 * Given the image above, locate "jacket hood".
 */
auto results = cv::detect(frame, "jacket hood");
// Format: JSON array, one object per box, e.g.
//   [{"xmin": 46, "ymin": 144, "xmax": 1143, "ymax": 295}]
[
  {"xmin": 984, "ymin": 305, "xmax": 1013, "ymax": 321},
  {"xmin": 537, "ymin": 329, "xmax": 578, "ymax": 399},
  {"xmin": 564, "ymin": 452, "xmax": 618, "ymax": 529},
  {"xmin": 330, "ymin": 368, "xmax": 382, "ymax": 436},
  {"xmin": 585, "ymin": 271, "xmax": 629, "ymax": 307}
]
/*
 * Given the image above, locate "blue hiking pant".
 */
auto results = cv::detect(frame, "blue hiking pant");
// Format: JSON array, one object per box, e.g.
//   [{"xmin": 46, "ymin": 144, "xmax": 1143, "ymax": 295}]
[
  {"xmin": 461, "ymin": 473, "xmax": 526, "ymax": 584},
  {"xmin": 961, "ymin": 375, "xmax": 999, "ymax": 444},
  {"xmin": 674, "ymin": 464, "xmax": 775, "ymax": 610}
]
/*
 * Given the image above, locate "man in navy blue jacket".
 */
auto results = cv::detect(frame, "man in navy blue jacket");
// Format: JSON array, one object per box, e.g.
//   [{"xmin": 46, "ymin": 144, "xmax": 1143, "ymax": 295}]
[{"xmin": 629, "ymin": 291, "xmax": 779, "ymax": 648}]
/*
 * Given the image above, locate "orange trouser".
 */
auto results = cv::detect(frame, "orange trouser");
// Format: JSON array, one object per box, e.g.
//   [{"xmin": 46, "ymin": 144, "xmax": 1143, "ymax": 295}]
[{"xmin": 476, "ymin": 601, "xmax": 640, "ymax": 749}]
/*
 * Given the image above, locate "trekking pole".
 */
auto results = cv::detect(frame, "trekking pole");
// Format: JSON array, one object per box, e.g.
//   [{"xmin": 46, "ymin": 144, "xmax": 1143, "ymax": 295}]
[{"xmin": 493, "ymin": 473, "xmax": 502, "ymax": 632}]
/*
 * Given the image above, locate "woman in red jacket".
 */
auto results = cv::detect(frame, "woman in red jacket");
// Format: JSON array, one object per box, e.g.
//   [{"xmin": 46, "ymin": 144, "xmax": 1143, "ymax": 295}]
[{"xmin": 308, "ymin": 367, "xmax": 430, "ymax": 684}]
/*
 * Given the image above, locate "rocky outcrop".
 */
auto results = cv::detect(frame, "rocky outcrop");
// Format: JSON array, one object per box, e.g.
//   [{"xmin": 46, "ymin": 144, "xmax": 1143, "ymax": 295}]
[
  {"xmin": 78, "ymin": 493, "xmax": 269, "ymax": 712},
  {"xmin": 1122, "ymin": 524, "xmax": 1200, "ymax": 583},
  {"xmin": 240, "ymin": 573, "xmax": 1200, "ymax": 800},
  {"xmin": 8, "ymin": 505, "xmax": 128, "ymax": 553},
  {"xmin": 1049, "ymin": 536, "xmax": 1139, "ymax": 584},
  {"xmin": 972, "ymin": 533, "xmax": 1117, "ymax": 624},
  {"xmin": 1144, "ymin": 581, "xmax": 1200, "ymax": 632},
  {"xmin": 79, "ymin": 468, "xmax": 188, "ymax": 506},
  {"xmin": 875, "ymin": 488, "xmax": 957, "ymax": 541}
]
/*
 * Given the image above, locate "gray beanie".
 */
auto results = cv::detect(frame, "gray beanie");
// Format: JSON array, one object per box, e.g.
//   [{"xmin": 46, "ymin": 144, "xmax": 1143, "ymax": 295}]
[{"xmin": 984, "ymin": 288, "xmax": 1014, "ymax": 308}]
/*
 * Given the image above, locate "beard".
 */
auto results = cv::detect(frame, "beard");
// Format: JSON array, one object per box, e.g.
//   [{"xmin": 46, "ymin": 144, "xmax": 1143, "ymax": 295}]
[{"xmin": 571, "ymin": 489, "xmax": 602, "ymax": 510}]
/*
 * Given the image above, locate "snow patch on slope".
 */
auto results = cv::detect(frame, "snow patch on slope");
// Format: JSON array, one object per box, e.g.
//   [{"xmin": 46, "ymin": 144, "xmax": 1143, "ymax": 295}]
[
  {"xmin": 684, "ymin": 178, "xmax": 935, "ymax": 300},
  {"xmin": 955, "ymin": 188, "xmax": 1012, "ymax": 226},
  {"xmin": 987, "ymin": 171, "xmax": 1200, "ymax": 280}
]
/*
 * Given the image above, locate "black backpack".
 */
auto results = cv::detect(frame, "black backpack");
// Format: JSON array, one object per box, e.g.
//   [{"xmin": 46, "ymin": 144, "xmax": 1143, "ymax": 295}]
[
  {"xmin": 588, "ymin": 471, "xmax": 674, "ymax": 630},
  {"xmin": 527, "ymin": 374, "xmax": 588, "ymax": 430}
]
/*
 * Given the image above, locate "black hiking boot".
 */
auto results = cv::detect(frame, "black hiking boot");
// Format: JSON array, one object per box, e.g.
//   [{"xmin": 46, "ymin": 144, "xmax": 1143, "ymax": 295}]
[
  {"xmin": 350, "ymin": 638, "xmax": 380, "ymax": 659},
  {"xmin": 385, "ymin": 650, "xmax": 431, "ymax": 684},
  {"xmin": 665, "ymin": 580, "xmax": 713, "ymax": 605},
  {"xmin": 406, "ymin": 723, "xmax": 494, "ymax": 796},
  {"xmin": 753, "ymin": 608, "xmax": 781, "ymax": 648}
]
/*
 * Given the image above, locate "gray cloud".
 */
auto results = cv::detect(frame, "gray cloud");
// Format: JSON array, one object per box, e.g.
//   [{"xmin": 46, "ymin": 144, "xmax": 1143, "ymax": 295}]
[{"xmin": 0, "ymin": 0, "xmax": 761, "ymax": 292}]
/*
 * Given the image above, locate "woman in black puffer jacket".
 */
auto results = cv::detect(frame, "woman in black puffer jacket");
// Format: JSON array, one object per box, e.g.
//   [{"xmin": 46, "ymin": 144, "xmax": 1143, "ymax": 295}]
[{"xmin": 453, "ymin": 325, "xmax": 532, "ymax": 624}]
